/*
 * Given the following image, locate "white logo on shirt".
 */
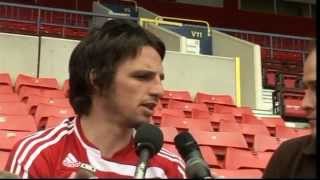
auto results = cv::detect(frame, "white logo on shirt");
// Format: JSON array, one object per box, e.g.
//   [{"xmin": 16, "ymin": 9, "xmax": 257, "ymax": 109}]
[{"xmin": 63, "ymin": 153, "xmax": 81, "ymax": 168}]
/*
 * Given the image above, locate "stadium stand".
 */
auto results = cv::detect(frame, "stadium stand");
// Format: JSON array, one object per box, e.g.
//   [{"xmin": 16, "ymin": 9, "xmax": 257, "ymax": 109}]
[
  {"xmin": 211, "ymin": 168, "xmax": 263, "ymax": 179},
  {"xmin": 224, "ymin": 147, "xmax": 273, "ymax": 170},
  {"xmin": 0, "ymin": 1, "xmax": 315, "ymax": 178},
  {"xmin": 0, "ymin": 115, "xmax": 37, "ymax": 132}
]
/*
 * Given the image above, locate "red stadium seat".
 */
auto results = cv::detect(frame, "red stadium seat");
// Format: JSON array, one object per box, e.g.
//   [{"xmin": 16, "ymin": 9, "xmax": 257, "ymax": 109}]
[
  {"xmin": 240, "ymin": 123, "xmax": 271, "ymax": 148},
  {"xmin": 0, "ymin": 86, "xmax": 13, "ymax": 94},
  {"xmin": 211, "ymin": 168, "xmax": 263, "ymax": 179},
  {"xmin": 240, "ymin": 123, "xmax": 270, "ymax": 136},
  {"xmin": 188, "ymin": 130, "xmax": 248, "ymax": 157},
  {"xmin": 209, "ymin": 113, "xmax": 237, "ymax": 131},
  {"xmin": 45, "ymin": 116, "xmax": 68, "ymax": 129},
  {"xmin": 239, "ymin": 114, "xmax": 265, "ymax": 125},
  {"xmin": 0, "ymin": 115, "xmax": 37, "ymax": 132},
  {"xmin": 0, "ymin": 73, "xmax": 14, "ymax": 94},
  {"xmin": 34, "ymin": 103, "xmax": 75, "ymax": 130},
  {"xmin": 0, "ymin": 94, "xmax": 20, "ymax": 102},
  {"xmin": 167, "ymin": 100, "xmax": 208, "ymax": 118},
  {"xmin": 272, "ymin": 50, "xmax": 303, "ymax": 62},
  {"xmin": 159, "ymin": 116, "xmax": 189, "ymax": 130},
  {"xmin": 258, "ymin": 116, "xmax": 285, "ymax": 136},
  {"xmin": 295, "ymin": 128, "xmax": 312, "ymax": 137},
  {"xmin": 283, "ymin": 74, "xmax": 299, "ymax": 89},
  {"xmin": 187, "ymin": 118, "xmax": 213, "ymax": 132},
  {"xmin": 27, "ymin": 95, "xmax": 71, "ymax": 115},
  {"xmin": 191, "ymin": 109, "xmax": 211, "ymax": 119},
  {"xmin": 264, "ymin": 69, "xmax": 277, "ymax": 88},
  {"xmin": 283, "ymin": 98, "xmax": 306, "ymax": 118},
  {"xmin": 160, "ymin": 116, "xmax": 213, "ymax": 131},
  {"xmin": 253, "ymin": 134, "xmax": 288, "ymax": 152},
  {"xmin": 194, "ymin": 92, "xmax": 234, "ymax": 106},
  {"xmin": 199, "ymin": 146, "xmax": 222, "ymax": 168},
  {"xmin": 15, "ymin": 74, "xmax": 59, "ymax": 93},
  {"xmin": 275, "ymin": 126, "xmax": 310, "ymax": 139},
  {"xmin": 213, "ymin": 104, "xmax": 238, "ymax": 116},
  {"xmin": 0, "ymin": 73, "xmax": 12, "ymax": 87},
  {"xmin": 0, "ymin": 102, "xmax": 28, "ymax": 116},
  {"xmin": 275, "ymin": 126, "xmax": 298, "ymax": 138},
  {"xmin": 0, "ymin": 151, "xmax": 10, "ymax": 170},
  {"xmin": 18, "ymin": 86, "xmax": 65, "ymax": 103},
  {"xmin": 160, "ymin": 127, "xmax": 179, "ymax": 143},
  {"xmin": 224, "ymin": 147, "xmax": 273, "ymax": 170},
  {"xmin": 219, "ymin": 122, "xmax": 242, "ymax": 133},
  {"xmin": 153, "ymin": 109, "xmax": 185, "ymax": 124},
  {"xmin": 237, "ymin": 107, "xmax": 254, "ymax": 116},
  {"xmin": 161, "ymin": 109, "xmax": 186, "ymax": 118},
  {"xmin": 194, "ymin": 92, "xmax": 234, "ymax": 112},
  {"xmin": 0, "ymin": 130, "xmax": 32, "ymax": 151},
  {"xmin": 160, "ymin": 90, "xmax": 192, "ymax": 108}
]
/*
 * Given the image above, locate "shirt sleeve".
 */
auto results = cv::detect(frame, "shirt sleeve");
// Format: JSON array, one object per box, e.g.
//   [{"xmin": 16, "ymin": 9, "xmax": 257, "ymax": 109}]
[
  {"xmin": 166, "ymin": 157, "xmax": 186, "ymax": 179},
  {"xmin": 5, "ymin": 139, "xmax": 53, "ymax": 178}
]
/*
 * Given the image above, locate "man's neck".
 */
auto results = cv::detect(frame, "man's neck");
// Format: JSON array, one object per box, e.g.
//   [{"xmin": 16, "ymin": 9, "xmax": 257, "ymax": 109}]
[{"xmin": 80, "ymin": 114, "xmax": 133, "ymax": 159}]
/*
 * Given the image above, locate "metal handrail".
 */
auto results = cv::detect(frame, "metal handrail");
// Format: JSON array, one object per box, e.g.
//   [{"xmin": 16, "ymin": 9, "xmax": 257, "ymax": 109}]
[
  {"xmin": 139, "ymin": 17, "xmax": 183, "ymax": 27},
  {"xmin": 154, "ymin": 16, "xmax": 211, "ymax": 37},
  {"xmin": 215, "ymin": 27, "xmax": 314, "ymax": 40}
]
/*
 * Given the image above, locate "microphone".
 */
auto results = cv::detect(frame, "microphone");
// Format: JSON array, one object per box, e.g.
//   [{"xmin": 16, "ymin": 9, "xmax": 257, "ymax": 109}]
[
  {"xmin": 134, "ymin": 123, "xmax": 164, "ymax": 179},
  {"xmin": 174, "ymin": 131, "xmax": 213, "ymax": 179}
]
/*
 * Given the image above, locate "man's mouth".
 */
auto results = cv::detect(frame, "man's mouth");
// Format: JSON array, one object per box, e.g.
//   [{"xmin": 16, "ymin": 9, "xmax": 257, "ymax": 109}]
[{"xmin": 141, "ymin": 102, "xmax": 157, "ymax": 115}]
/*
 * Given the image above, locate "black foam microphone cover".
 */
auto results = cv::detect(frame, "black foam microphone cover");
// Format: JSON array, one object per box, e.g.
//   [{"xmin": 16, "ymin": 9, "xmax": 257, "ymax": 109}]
[
  {"xmin": 134, "ymin": 122, "xmax": 164, "ymax": 157},
  {"xmin": 174, "ymin": 131, "xmax": 202, "ymax": 160},
  {"xmin": 174, "ymin": 131, "xmax": 212, "ymax": 179}
]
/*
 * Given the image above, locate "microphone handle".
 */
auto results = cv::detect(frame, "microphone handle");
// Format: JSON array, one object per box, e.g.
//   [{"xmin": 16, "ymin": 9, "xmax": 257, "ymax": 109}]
[{"xmin": 134, "ymin": 148, "xmax": 151, "ymax": 179}]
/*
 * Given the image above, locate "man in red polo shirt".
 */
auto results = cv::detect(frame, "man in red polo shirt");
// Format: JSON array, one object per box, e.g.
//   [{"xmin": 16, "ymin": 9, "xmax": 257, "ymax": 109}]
[{"xmin": 5, "ymin": 19, "xmax": 186, "ymax": 178}]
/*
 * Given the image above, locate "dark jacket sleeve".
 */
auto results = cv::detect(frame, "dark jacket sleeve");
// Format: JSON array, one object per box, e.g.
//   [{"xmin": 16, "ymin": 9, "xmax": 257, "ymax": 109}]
[
  {"xmin": 263, "ymin": 145, "xmax": 284, "ymax": 178},
  {"xmin": 263, "ymin": 137, "xmax": 304, "ymax": 179}
]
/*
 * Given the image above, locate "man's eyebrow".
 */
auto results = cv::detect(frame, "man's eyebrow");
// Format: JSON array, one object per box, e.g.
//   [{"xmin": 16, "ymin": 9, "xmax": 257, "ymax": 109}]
[{"xmin": 130, "ymin": 70, "xmax": 165, "ymax": 80}]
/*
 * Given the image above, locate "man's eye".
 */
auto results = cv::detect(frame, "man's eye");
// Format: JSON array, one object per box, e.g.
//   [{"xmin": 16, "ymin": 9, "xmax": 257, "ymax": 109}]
[{"xmin": 135, "ymin": 74, "xmax": 152, "ymax": 80}]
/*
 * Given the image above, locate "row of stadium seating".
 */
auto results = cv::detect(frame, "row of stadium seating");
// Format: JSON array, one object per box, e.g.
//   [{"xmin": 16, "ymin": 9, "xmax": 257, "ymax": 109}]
[
  {"xmin": 0, "ymin": 2, "xmax": 313, "ymax": 177},
  {"xmin": 0, "ymin": 73, "xmax": 311, "ymax": 177},
  {"xmin": 221, "ymin": 30, "xmax": 310, "ymax": 91}
]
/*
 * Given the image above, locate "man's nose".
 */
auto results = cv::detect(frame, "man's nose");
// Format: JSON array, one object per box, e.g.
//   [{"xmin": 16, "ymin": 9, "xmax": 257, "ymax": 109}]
[
  {"xmin": 302, "ymin": 90, "xmax": 314, "ymax": 113},
  {"xmin": 150, "ymin": 79, "xmax": 164, "ymax": 98}
]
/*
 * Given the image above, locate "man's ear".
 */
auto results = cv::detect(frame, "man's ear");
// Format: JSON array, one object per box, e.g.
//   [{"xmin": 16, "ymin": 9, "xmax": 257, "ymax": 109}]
[{"xmin": 89, "ymin": 69, "xmax": 99, "ymax": 92}]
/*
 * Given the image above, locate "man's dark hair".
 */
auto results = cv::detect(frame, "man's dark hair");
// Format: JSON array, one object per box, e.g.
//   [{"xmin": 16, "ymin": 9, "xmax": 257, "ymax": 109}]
[{"xmin": 68, "ymin": 18, "xmax": 166, "ymax": 116}]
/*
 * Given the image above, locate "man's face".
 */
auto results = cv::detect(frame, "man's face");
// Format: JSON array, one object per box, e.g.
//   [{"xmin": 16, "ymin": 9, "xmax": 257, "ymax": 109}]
[
  {"xmin": 302, "ymin": 49, "xmax": 316, "ymax": 136},
  {"xmin": 102, "ymin": 46, "xmax": 164, "ymax": 128}
]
